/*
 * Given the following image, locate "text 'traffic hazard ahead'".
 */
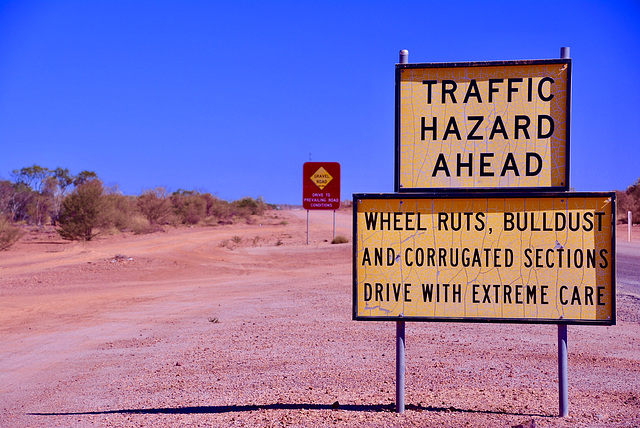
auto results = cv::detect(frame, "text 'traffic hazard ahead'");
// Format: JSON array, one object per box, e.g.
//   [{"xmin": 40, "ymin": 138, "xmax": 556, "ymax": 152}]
[{"xmin": 395, "ymin": 59, "xmax": 571, "ymax": 192}]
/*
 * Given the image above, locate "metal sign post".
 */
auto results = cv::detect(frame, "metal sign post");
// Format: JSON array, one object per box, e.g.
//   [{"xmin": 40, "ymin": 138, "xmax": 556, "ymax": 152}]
[
  {"xmin": 396, "ymin": 320, "xmax": 405, "ymax": 413},
  {"xmin": 557, "ymin": 46, "xmax": 570, "ymax": 418},
  {"xmin": 558, "ymin": 323, "xmax": 569, "ymax": 417},
  {"xmin": 306, "ymin": 210, "xmax": 309, "ymax": 245},
  {"xmin": 396, "ymin": 49, "xmax": 408, "ymax": 414},
  {"xmin": 333, "ymin": 210, "xmax": 336, "ymax": 239}
]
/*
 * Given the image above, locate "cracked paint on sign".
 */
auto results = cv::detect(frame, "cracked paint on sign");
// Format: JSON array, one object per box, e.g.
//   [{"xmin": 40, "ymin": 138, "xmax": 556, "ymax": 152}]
[
  {"xmin": 398, "ymin": 61, "xmax": 570, "ymax": 190},
  {"xmin": 354, "ymin": 194, "xmax": 614, "ymax": 324}
]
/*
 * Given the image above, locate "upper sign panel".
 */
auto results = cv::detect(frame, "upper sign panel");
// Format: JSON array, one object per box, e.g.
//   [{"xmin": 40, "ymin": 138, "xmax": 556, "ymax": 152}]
[{"xmin": 395, "ymin": 59, "xmax": 571, "ymax": 192}]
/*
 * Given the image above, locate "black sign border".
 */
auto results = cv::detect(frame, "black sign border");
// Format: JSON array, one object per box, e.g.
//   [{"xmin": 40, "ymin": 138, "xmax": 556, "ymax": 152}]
[{"xmin": 394, "ymin": 59, "xmax": 572, "ymax": 193}]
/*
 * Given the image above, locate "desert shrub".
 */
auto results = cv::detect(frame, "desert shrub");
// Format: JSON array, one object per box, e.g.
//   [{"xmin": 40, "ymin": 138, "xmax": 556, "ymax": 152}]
[
  {"xmin": 171, "ymin": 190, "xmax": 207, "ymax": 225},
  {"xmin": 208, "ymin": 198, "xmax": 234, "ymax": 223},
  {"xmin": 103, "ymin": 192, "xmax": 136, "ymax": 230},
  {"xmin": 219, "ymin": 239, "xmax": 236, "ymax": 249},
  {"xmin": 331, "ymin": 235, "xmax": 349, "ymax": 244},
  {"xmin": 229, "ymin": 196, "xmax": 269, "ymax": 223},
  {"xmin": 201, "ymin": 193, "xmax": 216, "ymax": 216},
  {"xmin": 57, "ymin": 179, "xmax": 107, "ymax": 241},
  {"xmin": 233, "ymin": 196, "xmax": 268, "ymax": 216},
  {"xmin": 137, "ymin": 187, "xmax": 174, "ymax": 225},
  {"xmin": 0, "ymin": 217, "xmax": 23, "ymax": 250},
  {"xmin": 127, "ymin": 214, "xmax": 155, "ymax": 235}
]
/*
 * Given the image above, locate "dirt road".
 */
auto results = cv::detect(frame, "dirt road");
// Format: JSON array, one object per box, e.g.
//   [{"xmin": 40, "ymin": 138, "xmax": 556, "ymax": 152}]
[{"xmin": 1, "ymin": 210, "xmax": 639, "ymax": 427}]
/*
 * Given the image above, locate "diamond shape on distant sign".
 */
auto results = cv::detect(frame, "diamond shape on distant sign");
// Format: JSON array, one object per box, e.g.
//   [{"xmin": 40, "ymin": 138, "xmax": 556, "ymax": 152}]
[{"xmin": 310, "ymin": 167, "xmax": 333, "ymax": 190}]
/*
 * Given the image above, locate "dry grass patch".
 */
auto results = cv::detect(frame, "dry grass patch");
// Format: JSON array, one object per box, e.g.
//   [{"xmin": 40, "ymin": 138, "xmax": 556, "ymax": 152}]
[{"xmin": 0, "ymin": 217, "xmax": 23, "ymax": 250}]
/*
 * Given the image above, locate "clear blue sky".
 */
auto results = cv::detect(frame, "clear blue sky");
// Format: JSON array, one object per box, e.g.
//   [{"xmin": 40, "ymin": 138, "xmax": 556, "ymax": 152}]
[{"xmin": 1, "ymin": 1, "xmax": 638, "ymax": 204}]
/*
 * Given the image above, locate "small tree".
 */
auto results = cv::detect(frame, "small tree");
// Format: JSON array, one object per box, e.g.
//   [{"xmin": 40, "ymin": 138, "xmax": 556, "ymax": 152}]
[
  {"xmin": 11, "ymin": 165, "xmax": 51, "ymax": 225},
  {"xmin": 11, "ymin": 165, "xmax": 50, "ymax": 193},
  {"xmin": 57, "ymin": 180, "xmax": 106, "ymax": 241},
  {"xmin": 137, "ymin": 187, "xmax": 174, "ymax": 225},
  {"xmin": 73, "ymin": 170, "xmax": 98, "ymax": 187}
]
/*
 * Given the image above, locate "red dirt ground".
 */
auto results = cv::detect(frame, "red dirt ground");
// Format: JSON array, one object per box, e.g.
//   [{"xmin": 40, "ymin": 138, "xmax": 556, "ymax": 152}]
[{"xmin": 1, "ymin": 210, "xmax": 639, "ymax": 427}]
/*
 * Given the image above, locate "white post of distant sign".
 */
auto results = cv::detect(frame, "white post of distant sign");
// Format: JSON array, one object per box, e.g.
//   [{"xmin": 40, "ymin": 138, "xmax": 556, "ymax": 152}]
[{"xmin": 629, "ymin": 211, "xmax": 632, "ymax": 242}]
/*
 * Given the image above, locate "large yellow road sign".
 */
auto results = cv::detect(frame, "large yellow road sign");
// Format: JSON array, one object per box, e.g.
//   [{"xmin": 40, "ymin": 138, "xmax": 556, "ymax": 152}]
[
  {"xmin": 353, "ymin": 192, "xmax": 615, "ymax": 325},
  {"xmin": 395, "ymin": 60, "xmax": 571, "ymax": 191}
]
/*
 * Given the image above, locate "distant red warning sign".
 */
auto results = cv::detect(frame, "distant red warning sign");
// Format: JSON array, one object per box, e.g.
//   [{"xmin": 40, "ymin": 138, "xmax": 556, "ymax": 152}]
[{"xmin": 303, "ymin": 162, "xmax": 341, "ymax": 210}]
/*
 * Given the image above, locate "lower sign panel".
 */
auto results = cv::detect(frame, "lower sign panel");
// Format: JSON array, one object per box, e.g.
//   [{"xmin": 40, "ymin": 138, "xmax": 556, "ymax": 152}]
[{"xmin": 353, "ymin": 192, "xmax": 615, "ymax": 325}]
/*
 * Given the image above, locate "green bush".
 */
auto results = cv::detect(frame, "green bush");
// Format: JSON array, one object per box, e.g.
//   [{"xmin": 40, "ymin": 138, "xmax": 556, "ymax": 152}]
[
  {"xmin": 2, "ymin": 164, "xmax": 285, "ymax": 236},
  {"xmin": 127, "ymin": 214, "xmax": 155, "ymax": 235},
  {"xmin": 233, "ymin": 196, "xmax": 268, "ymax": 216},
  {"xmin": 57, "ymin": 180, "xmax": 107, "ymax": 241}
]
